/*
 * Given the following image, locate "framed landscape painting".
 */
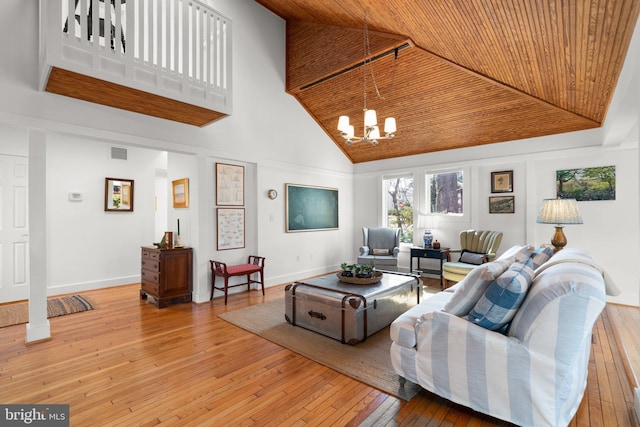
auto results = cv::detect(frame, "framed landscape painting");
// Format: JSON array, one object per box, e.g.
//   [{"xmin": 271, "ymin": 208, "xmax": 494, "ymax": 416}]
[
  {"xmin": 556, "ymin": 166, "xmax": 615, "ymax": 201},
  {"xmin": 286, "ymin": 184, "xmax": 339, "ymax": 232},
  {"xmin": 172, "ymin": 178, "xmax": 189, "ymax": 208},
  {"xmin": 489, "ymin": 196, "xmax": 515, "ymax": 214}
]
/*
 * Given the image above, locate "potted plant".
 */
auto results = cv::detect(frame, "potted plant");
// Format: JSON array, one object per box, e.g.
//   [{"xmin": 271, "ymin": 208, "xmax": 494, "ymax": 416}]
[
  {"xmin": 357, "ymin": 264, "xmax": 374, "ymax": 278},
  {"xmin": 340, "ymin": 263, "xmax": 355, "ymax": 277}
]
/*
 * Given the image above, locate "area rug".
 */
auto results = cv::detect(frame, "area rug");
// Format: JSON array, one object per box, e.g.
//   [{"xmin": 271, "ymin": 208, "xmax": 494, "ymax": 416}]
[
  {"xmin": 218, "ymin": 298, "xmax": 423, "ymax": 401},
  {"xmin": 0, "ymin": 295, "xmax": 96, "ymax": 328}
]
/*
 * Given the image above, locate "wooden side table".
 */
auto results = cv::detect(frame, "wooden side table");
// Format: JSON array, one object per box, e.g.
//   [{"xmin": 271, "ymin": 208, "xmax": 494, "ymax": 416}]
[
  {"xmin": 410, "ymin": 247, "xmax": 451, "ymax": 288},
  {"xmin": 140, "ymin": 246, "xmax": 193, "ymax": 308}
]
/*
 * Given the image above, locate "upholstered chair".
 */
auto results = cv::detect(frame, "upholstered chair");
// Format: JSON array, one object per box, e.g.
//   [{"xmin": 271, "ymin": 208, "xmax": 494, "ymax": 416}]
[
  {"xmin": 357, "ymin": 227, "xmax": 401, "ymax": 271},
  {"xmin": 442, "ymin": 230, "xmax": 503, "ymax": 286}
]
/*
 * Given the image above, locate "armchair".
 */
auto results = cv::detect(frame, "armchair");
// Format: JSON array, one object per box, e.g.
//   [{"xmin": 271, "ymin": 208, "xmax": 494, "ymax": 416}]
[
  {"xmin": 442, "ymin": 230, "xmax": 503, "ymax": 286},
  {"xmin": 357, "ymin": 227, "xmax": 400, "ymax": 271}
]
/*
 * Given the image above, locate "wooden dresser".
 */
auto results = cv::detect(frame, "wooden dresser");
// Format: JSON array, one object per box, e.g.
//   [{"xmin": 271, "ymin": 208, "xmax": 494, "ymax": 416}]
[{"xmin": 140, "ymin": 246, "xmax": 193, "ymax": 308}]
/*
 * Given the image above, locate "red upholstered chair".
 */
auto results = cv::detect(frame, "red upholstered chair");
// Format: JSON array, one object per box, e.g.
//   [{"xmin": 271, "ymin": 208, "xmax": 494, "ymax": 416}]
[{"xmin": 210, "ymin": 256, "xmax": 265, "ymax": 305}]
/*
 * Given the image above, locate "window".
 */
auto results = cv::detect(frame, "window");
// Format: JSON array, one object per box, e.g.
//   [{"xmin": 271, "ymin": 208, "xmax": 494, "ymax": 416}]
[
  {"xmin": 427, "ymin": 170, "xmax": 463, "ymax": 215},
  {"xmin": 383, "ymin": 175, "xmax": 414, "ymax": 243}
]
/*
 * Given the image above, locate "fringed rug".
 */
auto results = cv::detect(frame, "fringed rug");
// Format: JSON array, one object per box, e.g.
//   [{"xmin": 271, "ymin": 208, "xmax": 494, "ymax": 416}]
[
  {"xmin": 218, "ymin": 298, "xmax": 424, "ymax": 401},
  {"xmin": 0, "ymin": 295, "xmax": 96, "ymax": 328}
]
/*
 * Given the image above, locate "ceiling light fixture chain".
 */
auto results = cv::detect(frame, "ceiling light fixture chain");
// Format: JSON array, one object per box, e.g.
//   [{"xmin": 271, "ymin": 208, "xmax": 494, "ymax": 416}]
[
  {"xmin": 363, "ymin": 14, "xmax": 398, "ymax": 102},
  {"xmin": 336, "ymin": 13, "xmax": 397, "ymax": 146}
]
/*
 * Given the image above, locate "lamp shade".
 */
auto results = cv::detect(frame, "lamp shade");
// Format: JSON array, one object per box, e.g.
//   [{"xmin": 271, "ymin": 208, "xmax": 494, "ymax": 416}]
[
  {"xmin": 346, "ymin": 124, "xmax": 355, "ymax": 138},
  {"xmin": 369, "ymin": 126, "xmax": 381, "ymax": 140},
  {"xmin": 337, "ymin": 116, "xmax": 350, "ymax": 132},
  {"xmin": 536, "ymin": 198, "xmax": 583, "ymax": 225},
  {"xmin": 384, "ymin": 117, "xmax": 396, "ymax": 133},
  {"xmin": 364, "ymin": 109, "xmax": 377, "ymax": 126}
]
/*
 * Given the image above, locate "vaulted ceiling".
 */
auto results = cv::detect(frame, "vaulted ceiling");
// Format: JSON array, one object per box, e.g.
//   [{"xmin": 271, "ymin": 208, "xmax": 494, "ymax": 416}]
[{"xmin": 255, "ymin": 0, "xmax": 640, "ymax": 163}]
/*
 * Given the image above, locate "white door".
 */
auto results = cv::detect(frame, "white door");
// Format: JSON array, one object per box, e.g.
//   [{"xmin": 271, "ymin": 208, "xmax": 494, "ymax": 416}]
[{"xmin": 0, "ymin": 155, "xmax": 29, "ymax": 303}]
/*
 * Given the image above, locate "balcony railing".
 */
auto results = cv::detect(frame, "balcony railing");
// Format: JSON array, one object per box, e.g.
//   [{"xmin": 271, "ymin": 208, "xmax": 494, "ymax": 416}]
[{"xmin": 40, "ymin": 0, "xmax": 232, "ymax": 117}]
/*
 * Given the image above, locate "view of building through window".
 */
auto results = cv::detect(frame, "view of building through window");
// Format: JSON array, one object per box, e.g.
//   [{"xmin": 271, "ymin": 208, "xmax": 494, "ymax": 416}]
[
  {"xmin": 383, "ymin": 176, "xmax": 414, "ymax": 243},
  {"xmin": 427, "ymin": 170, "xmax": 463, "ymax": 214}
]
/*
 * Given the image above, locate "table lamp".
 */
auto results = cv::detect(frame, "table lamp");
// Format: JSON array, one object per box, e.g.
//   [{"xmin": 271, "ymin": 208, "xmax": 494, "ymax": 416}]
[{"xmin": 536, "ymin": 198, "xmax": 583, "ymax": 252}]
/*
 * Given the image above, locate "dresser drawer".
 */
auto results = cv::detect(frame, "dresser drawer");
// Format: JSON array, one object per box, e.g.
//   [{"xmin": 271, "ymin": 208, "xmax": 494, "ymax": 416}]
[
  {"xmin": 141, "ymin": 269, "xmax": 160, "ymax": 284},
  {"xmin": 141, "ymin": 281, "xmax": 159, "ymax": 296},
  {"xmin": 141, "ymin": 258, "xmax": 160, "ymax": 271},
  {"xmin": 142, "ymin": 248, "xmax": 160, "ymax": 261}
]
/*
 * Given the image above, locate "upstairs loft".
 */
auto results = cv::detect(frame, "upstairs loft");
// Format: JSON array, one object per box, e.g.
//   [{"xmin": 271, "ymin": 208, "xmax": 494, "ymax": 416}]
[{"xmin": 39, "ymin": 0, "xmax": 232, "ymax": 127}]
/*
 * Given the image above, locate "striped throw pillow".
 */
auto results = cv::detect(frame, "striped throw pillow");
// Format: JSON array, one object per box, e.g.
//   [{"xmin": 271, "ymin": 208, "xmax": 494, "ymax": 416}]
[{"xmin": 443, "ymin": 257, "xmax": 515, "ymax": 316}]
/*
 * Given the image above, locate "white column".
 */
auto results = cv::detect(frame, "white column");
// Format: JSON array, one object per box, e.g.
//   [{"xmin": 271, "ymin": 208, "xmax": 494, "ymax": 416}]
[
  {"xmin": 26, "ymin": 128, "xmax": 50, "ymax": 343},
  {"xmin": 192, "ymin": 154, "xmax": 208, "ymax": 303}
]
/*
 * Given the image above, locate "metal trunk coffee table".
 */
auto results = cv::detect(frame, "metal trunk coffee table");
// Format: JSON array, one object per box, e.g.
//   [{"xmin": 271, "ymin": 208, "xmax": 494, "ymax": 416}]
[{"xmin": 284, "ymin": 271, "xmax": 421, "ymax": 345}]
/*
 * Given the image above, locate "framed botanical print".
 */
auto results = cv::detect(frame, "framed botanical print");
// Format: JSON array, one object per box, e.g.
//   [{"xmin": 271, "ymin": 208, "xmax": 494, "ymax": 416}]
[
  {"xmin": 216, "ymin": 163, "xmax": 244, "ymax": 206},
  {"xmin": 491, "ymin": 170, "xmax": 513, "ymax": 193},
  {"xmin": 216, "ymin": 208, "xmax": 245, "ymax": 250}
]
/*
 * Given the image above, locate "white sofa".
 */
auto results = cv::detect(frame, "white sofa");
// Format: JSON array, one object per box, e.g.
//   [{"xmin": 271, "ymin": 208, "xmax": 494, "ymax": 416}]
[{"xmin": 390, "ymin": 246, "xmax": 608, "ymax": 427}]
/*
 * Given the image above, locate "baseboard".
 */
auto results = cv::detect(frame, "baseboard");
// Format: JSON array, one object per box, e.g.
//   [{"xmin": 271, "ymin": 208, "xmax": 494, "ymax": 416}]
[
  {"xmin": 47, "ymin": 276, "xmax": 140, "ymax": 296},
  {"xmin": 635, "ymin": 387, "xmax": 640, "ymax": 424}
]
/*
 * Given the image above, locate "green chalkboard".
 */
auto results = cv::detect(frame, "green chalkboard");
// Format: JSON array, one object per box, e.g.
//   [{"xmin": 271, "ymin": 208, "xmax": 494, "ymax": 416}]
[{"xmin": 286, "ymin": 184, "xmax": 339, "ymax": 232}]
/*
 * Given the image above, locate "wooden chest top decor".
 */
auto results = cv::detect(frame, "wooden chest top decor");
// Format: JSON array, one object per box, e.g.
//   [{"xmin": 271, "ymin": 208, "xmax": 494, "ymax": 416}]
[{"xmin": 140, "ymin": 246, "xmax": 193, "ymax": 308}]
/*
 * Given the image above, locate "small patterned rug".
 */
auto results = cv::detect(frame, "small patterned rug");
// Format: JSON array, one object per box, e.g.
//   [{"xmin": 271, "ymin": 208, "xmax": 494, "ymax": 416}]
[{"xmin": 0, "ymin": 295, "xmax": 96, "ymax": 328}]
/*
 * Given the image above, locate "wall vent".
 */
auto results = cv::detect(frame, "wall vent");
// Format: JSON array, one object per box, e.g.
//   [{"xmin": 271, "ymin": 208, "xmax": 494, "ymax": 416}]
[{"xmin": 110, "ymin": 146, "xmax": 128, "ymax": 160}]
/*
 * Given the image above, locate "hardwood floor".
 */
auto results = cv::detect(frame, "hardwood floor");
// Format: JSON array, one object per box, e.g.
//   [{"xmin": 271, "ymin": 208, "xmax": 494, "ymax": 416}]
[{"xmin": 0, "ymin": 282, "xmax": 637, "ymax": 426}]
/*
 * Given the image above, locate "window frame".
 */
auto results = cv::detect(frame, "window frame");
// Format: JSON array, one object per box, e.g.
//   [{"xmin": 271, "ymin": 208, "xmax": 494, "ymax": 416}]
[
  {"xmin": 381, "ymin": 173, "xmax": 415, "ymax": 244},
  {"xmin": 424, "ymin": 167, "xmax": 469, "ymax": 220}
]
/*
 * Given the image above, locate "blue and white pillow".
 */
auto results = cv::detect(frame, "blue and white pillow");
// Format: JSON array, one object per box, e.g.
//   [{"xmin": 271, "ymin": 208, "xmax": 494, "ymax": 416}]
[
  {"xmin": 467, "ymin": 247, "xmax": 553, "ymax": 331},
  {"xmin": 443, "ymin": 257, "xmax": 515, "ymax": 316}
]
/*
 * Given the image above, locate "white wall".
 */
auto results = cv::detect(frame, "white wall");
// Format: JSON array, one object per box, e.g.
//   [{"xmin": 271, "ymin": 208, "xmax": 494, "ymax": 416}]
[
  {"xmin": 353, "ymin": 139, "xmax": 640, "ymax": 306},
  {"xmin": 45, "ymin": 132, "xmax": 164, "ymax": 294}
]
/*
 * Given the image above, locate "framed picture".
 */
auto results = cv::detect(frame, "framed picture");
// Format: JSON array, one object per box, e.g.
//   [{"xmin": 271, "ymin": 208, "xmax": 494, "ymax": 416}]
[
  {"xmin": 216, "ymin": 208, "xmax": 245, "ymax": 250},
  {"xmin": 556, "ymin": 165, "xmax": 615, "ymax": 201},
  {"xmin": 491, "ymin": 170, "xmax": 513, "ymax": 193},
  {"xmin": 104, "ymin": 177, "xmax": 134, "ymax": 212},
  {"xmin": 286, "ymin": 183, "xmax": 339, "ymax": 232},
  {"xmin": 489, "ymin": 196, "xmax": 515, "ymax": 214},
  {"xmin": 216, "ymin": 163, "xmax": 244, "ymax": 206},
  {"xmin": 172, "ymin": 178, "xmax": 189, "ymax": 208}
]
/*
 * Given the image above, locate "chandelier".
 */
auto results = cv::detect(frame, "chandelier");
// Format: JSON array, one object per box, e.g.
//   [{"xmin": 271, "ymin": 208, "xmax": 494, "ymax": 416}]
[{"xmin": 337, "ymin": 15, "xmax": 398, "ymax": 146}]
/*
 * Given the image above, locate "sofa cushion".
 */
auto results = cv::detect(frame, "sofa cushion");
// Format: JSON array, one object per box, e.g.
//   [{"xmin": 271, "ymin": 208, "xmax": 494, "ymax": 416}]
[
  {"xmin": 442, "ymin": 257, "xmax": 515, "ymax": 316},
  {"xmin": 467, "ymin": 247, "xmax": 554, "ymax": 331}
]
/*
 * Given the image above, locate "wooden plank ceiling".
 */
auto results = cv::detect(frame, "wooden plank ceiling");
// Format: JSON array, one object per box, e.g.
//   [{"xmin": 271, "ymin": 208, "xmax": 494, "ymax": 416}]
[{"xmin": 255, "ymin": 0, "xmax": 640, "ymax": 163}]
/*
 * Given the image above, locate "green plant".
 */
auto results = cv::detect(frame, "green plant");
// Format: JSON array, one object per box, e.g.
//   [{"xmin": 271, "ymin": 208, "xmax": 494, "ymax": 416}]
[
  {"xmin": 340, "ymin": 263, "xmax": 356, "ymax": 277},
  {"xmin": 340, "ymin": 263, "xmax": 376, "ymax": 278}
]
